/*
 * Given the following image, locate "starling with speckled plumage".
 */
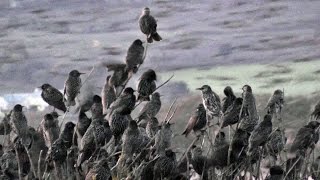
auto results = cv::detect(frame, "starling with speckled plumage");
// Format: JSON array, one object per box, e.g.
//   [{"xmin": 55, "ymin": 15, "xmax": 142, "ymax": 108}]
[
  {"xmin": 40, "ymin": 83, "xmax": 66, "ymax": 112},
  {"xmin": 265, "ymin": 166, "xmax": 285, "ymax": 180},
  {"xmin": 121, "ymin": 120, "xmax": 144, "ymax": 157},
  {"xmin": 146, "ymin": 117, "xmax": 160, "ymax": 139},
  {"xmin": 90, "ymin": 95, "xmax": 103, "ymax": 119},
  {"xmin": 39, "ymin": 114, "xmax": 60, "ymax": 148},
  {"xmin": 221, "ymin": 97, "xmax": 243, "ymax": 128},
  {"xmin": 14, "ymin": 140, "xmax": 31, "ymax": 177},
  {"xmin": 125, "ymin": 39, "xmax": 145, "ymax": 73},
  {"xmin": 46, "ymin": 138, "xmax": 68, "ymax": 165},
  {"xmin": 108, "ymin": 87, "xmax": 136, "ymax": 116},
  {"xmin": 222, "ymin": 86, "xmax": 236, "ymax": 113},
  {"xmin": 290, "ymin": 121, "xmax": 320, "ymax": 155},
  {"xmin": 85, "ymin": 159, "xmax": 111, "ymax": 180},
  {"xmin": 137, "ymin": 92, "xmax": 161, "ymax": 122},
  {"xmin": 137, "ymin": 69, "xmax": 157, "ymax": 101},
  {"xmin": 182, "ymin": 103, "xmax": 206, "ymax": 137},
  {"xmin": 311, "ymin": 100, "xmax": 320, "ymax": 120},
  {"xmin": 59, "ymin": 121, "xmax": 75, "ymax": 148},
  {"xmin": 64, "ymin": 70, "xmax": 84, "ymax": 107},
  {"xmin": 77, "ymin": 112, "xmax": 92, "ymax": 137},
  {"xmin": 108, "ymin": 109, "xmax": 131, "ymax": 146},
  {"xmin": 104, "ymin": 63, "xmax": 131, "ymax": 95},
  {"xmin": 153, "ymin": 149, "xmax": 176, "ymax": 179},
  {"xmin": 139, "ymin": 7, "xmax": 162, "ymax": 43},
  {"xmin": 266, "ymin": 89, "xmax": 284, "ymax": 118},
  {"xmin": 248, "ymin": 114, "xmax": 272, "ymax": 153},
  {"xmin": 10, "ymin": 104, "xmax": 30, "ymax": 146},
  {"xmin": 196, "ymin": 85, "xmax": 221, "ymax": 123},
  {"xmin": 266, "ymin": 128, "xmax": 286, "ymax": 159},
  {"xmin": 311, "ymin": 156, "xmax": 320, "ymax": 180},
  {"xmin": 155, "ymin": 123, "xmax": 173, "ymax": 156},
  {"xmin": 190, "ymin": 145, "xmax": 210, "ymax": 180},
  {"xmin": 101, "ymin": 76, "xmax": 116, "ymax": 114},
  {"xmin": 239, "ymin": 85, "xmax": 259, "ymax": 133},
  {"xmin": 0, "ymin": 148, "xmax": 18, "ymax": 179}
]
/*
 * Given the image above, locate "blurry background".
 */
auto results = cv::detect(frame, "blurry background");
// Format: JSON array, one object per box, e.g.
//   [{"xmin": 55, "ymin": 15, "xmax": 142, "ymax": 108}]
[{"xmin": 0, "ymin": 0, "xmax": 320, "ymax": 149}]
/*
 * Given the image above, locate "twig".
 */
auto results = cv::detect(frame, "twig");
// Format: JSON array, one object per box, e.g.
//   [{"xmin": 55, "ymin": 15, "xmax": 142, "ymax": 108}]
[
  {"xmin": 282, "ymin": 156, "xmax": 302, "ymax": 180},
  {"xmin": 177, "ymin": 136, "xmax": 199, "ymax": 165},
  {"xmin": 166, "ymin": 104, "xmax": 178, "ymax": 124},
  {"xmin": 37, "ymin": 150, "xmax": 43, "ymax": 180},
  {"xmin": 154, "ymin": 74, "xmax": 174, "ymax": 92},
  {"xmin": 79, "ymin": 65, "xmax": 95, "ymax": 90},
  {"xmin": 164, "ymin": 98, "xmax": 177, "ymax": 123},
  {"xmin": 14, "ymin": 144, "xmax": 23, "ymax": 180},
  {"xmin": 24, "ymin": 145, "xmax": 37, "ymax": 179}
]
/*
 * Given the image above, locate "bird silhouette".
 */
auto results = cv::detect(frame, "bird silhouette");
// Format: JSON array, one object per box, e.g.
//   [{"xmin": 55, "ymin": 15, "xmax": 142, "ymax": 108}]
[
  {"xmin": 153, "ymin": 149, "xmax": 177, "ymax": 180},
  {"xmin": 40, "ymin": 83, "xmax": 67, "ymax": 112},
  {"xmin": 101, "ymin": 75, "xmax": 116, "ymax": 114},
  {"xmin": 139, "ymin": 7, "xmax": 162, "ymax": 43},
  {"xmin": 136, "ymin": 92, "xmax": 162, "ymax": 122},
  {"xmin": 90, "ymin": 95, "xmax": 103, "ymax": 119},
  {"xmin": 222, "ymin": 86, "xmax": 236, "ymax": 114},
  {"xmin": 248, "ymin": 114, "xmax": 272, "ymax": 153},
  {"xmin": 64, "ymin": 70, "xmax": 84, "ymax": 107},
  {"xmin": 221, "ymin": 97, "xmax": 243, "ymax": 128},
  {"xmin": 125, "ymin": 39, "xmax": 145, "ymax": 73},
  {"xmin": 137, "ymin": 69, "xmax": 157, "ymax": 101}
]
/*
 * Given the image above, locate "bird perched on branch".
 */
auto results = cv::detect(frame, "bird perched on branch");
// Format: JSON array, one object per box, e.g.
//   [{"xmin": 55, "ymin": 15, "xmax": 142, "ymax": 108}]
[
  {"xmin": 137, "ymin": 69, "xmax": 157, "ymax": 101},
  {"xmin": 90, "ymin": 95, "xmax": 103, "ymax": 119},
  {"xmin": 265, "ymin": 165, "xmax": 285, "ymax": 180},
  {"xmin": 108, "ymin": 87, "xmax": 136, "ymax": 117},
  {"xmin": 108, "ymin": 109, "xmax": 131, "ymax": 146},
  {"xmin": 266, "ymin": 89, "xmax": 284, "ymax": 119},
  {"xmin": 146, "ymin": 117, "xmax": 160, "ymax": 139},
  {"xmin": 121, "ymin": 120, "xmax": 144, "ymax": 158},
  {"xmin": 222, "ymin": 86, "xmax": 236, "ymax": 114},
  {"xmin": 182, "ymin": 103, "xmax": 206, "ymax": 137},
  {"xmin": 39, "ymin": 114, "xmax": 60, "ymax": 148},
  {"xmin": 125, "ymin": 39, "xmax": 145, "ymax": 73},
  {"xmin": 85, "ymin": 159, "xmax": 111, "ymax": 180},
  {"xmin": 10, "ymin": 104, "xmax": 31, "ymax": 147},
  {"xmin": 59, "ymin": 121, "xmax": 76, "ymax": 149},
  {"xmin": 64, "ymin": 70, "xmax": 84, "ymax": 107},
  {"xmin": 0, "ymin": 112, "xmax": 12, "ymax": 135},
  {"xmin": 155, "ymin": 123, "xmax": 173, "ymax": 156},
  {"xmin": 40, "ymin": 83, "xmax": 66, "ymax": 112},
  {"xmin": 248, "ymin": 114, "xmax": 272, "ymax": 153},
  {"xmin": 103, "ymin": 63, "xmax": 131, "ymax": 96},
  {"xmin": 190, "ymin": 145, "xmax": 210, "ymax": 180},
  {"xmin": 196, "ymin": 85, "xmax": 221, "ymax": 124},
  {"xmin": 76, "ymin": 112, "xmax": 92, "ymax": 138},
  {"xmin": 136, "ymin": 92, "xmax": 161, "ymax": 122},
  {"xmin": 153, "ymin": 149, "xmax": 176, "ymax": 179},
  {"xmin": 139, "ymin": 7, "xmax": 162, "ymax": 43},
  {"xmin": 101, "ymin": 75, "xmax": 116, "ymax": 114},
  {"xmin": 14, "ymin": 140, "xmax": 31, "ymax": 178},
  {"xmin": 221, "ymin": 97, "xmax": 243, "ymax": 128},
  {"xmin": 311, "ymin": 100, "xmax": 320, "ymax": 120},
  {"xmin": 266, "ymin": 128, "xmax": 286, "ymax": 159}
]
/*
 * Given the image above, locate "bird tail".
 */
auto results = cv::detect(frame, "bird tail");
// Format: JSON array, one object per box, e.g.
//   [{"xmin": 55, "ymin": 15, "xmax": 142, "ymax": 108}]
[
  {"xmin": 152, "ymin": 32, "xmax": 162, "ymax": 41},
  {"xmin": 137, "ymin": 94, "xmax": 150, "ymax": 101}
]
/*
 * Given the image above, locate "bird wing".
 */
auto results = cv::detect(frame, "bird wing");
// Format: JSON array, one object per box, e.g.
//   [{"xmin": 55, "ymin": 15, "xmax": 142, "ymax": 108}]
[{"xmin": 182, "ymin": 114, "xmax": 198, "ymax": 136}]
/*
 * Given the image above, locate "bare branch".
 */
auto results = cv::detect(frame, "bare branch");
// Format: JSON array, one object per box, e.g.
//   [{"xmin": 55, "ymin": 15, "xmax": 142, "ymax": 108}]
[
  {"xmin": 155, "ymin": 74, "xmax": 174, "ymax": 92},
  {"xmin": 164, "ymin": 98, "xmax": 177, "ymax": 123}
]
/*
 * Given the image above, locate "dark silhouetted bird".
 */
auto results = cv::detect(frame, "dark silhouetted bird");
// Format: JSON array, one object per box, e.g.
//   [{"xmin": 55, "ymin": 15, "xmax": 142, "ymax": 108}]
[
  {"xmin": 90, "ymin": 95, "xmax": 103, "ymax": 119},
  {"xmin": 10, "ymin": 104, "xmax": 31, "ymax": 146},
  {"xmin": 146, "ymin": 117, "xmax": 160, "ymax": 139},
  {"xmin": 190, "ymin": 145, "xmax": 209, "ymax": 180},
  {"xmin": 248, "ymin": 114, "xmax": 272, "ymax": 153},
  {"xmin": 125, "ymin": 39, "xmax": 145, "ymax": 73},
  {"xmin": 265, "ymin": 165, "xmax": 285, "ymax": 180},
  {"xmin": 85, "ymin": 159, "xmax": 111, "ymax": 180},
  {"xmin": 0, "ymin": 112, "xmax": 12, "ymax": 135},
  {"xmin": 182, "ymin": 103, "xmax": 206, "ymax": 137},
  {"xmin": 101, "ymin": 75, "xmax": 116, "ymax": 114},
  {"xmin": 153, "ymin": 149, "xmax": 176, "ymax": 179},
  {"xmin": 104, "ymin": 63, "xmax": 131, "ymax": 96},
  {"xmin": 311, "ymin": 100, "xmax": 320, "ymax": 120},
  {"xmin": 136, "ymin": 92, "xmax": 161, "ymax": 122},
  {"xmin": 0, "ymin": 148, "xmax": 18, "ymax": 179},
  {"xmin": 121, "ymin": 120, "xmax": 144, "ymax": 158},
  {"xmin": 139, "ymin": 7, "xmax": 162, "ymax": 43},
  {"xmin": 108, "ymin": 109, "xmax": 131, "ymax": 146},
  {"xmin": 108, "ymin": 87, "xmax": 136, "ymax": 116},
  {"xmin": 40, "ymin": 83, "xmax": 66, "ymax": 112},
  {"xmin": 155, "ymin": 123, "xmax": 173, "ymax": 156},
  {"xmin": 76, "ymin": 112, "xmax": 92, "ymax": 138},
  {"xmin": 45, "ymin": 138, "xmax": 68, "ymax": 179},
  {"xmin": 222, "ymin": 86, "xmax": 236, "ymax": 113},
  {"xmin": 196, "ymin": 85, "xmax": 221, "ymax": 124},
  {"xmin": 311, "ymin": 156, "xmax": 320, "ymax": 180},
  {"xmin": 64, "ymin": 70, "xmax": 84, "ymax": 107},
  {"xmin": 137, "ymin": 69, "xmax": 157, "ymax": 101},
  {"xmin": 221, "ymin": 97, "xmax": 243, "ymax": 128},
  {"xmin": 14, "ymin": 140, "xmax": 31, "ymax": 177},
  {"xmin": 59, "ymin": 121, "xmax": 76, "ymax": 149},
  {"xmin": 239, "ymin": 85, "xmax": 259, "ymax": 133},
  {"xmin": 266, "ymin": 128, "xmax": 286, "ymax": 159},
  {"xmin": 39, "ymin": 114, "xmax": 60, "ymax": 148},
  {"xmin": 213, "ymin": 132, "xmax": 227, "ymax": 150},
  {"xmin": 266, "ymin": 89, "xmax": 284, "ymax": 118}
]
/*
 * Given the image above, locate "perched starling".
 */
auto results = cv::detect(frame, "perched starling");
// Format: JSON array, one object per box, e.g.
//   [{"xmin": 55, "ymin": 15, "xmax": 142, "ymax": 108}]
[
  {"xmin": 265, "ymin": 165, "xmax": 285, "ymax": 180},
  {"xmin": 59, "ymin": 121, "xmax": 76, "ymax": 148},
  {"xmin": 311, "ymin": 100, "xmax": 320, "ymax": 120},
  {"xmin": 190, "ymin": 146, "xmax": 209, "ymax": 180},
  {"xmin": 10, "ymin": 104, "xmax": 30, "ymax": 146},
  {"xmin": 155, "ymin": 123, "xmax": 173, "ymax": 156},
  {"xmin": 125, "ymin": 39, "xmax": 145, "ymax": 73},
  {"xmin": 40, "ymin": 83, "xmax": 66, "ymax": 112},
  {"xmin": 0, "ymin": 112, "xmax": 12, "ymax": 135},
  {"xmin": 153, "ymin": 149, "xmax": 176, "ymax": 179},
  {"xmin": 47, "ymin": 138, "xmax": 68, "ymax": 165},
  {"xmin": 101, "ymin": 76, "xmax": 116, "ymax": 114},
  {"xmin": 311, "ymin": 156, "xmax": 320, "ymax": 180},
  {"xmin": 77, "ymin": 111, "xmax": 92, "ymax": 137},
  {"xmin": 290, "ymin": 121, "xmax": 320, "ymax": 155},
  {"xmin": 239, "ymin": 85, "xmax": 259, "ymax": 133},
  {"xmin": 182, "ymin": 103, "xmax": 206, "ymax": 137},
  {"xmin": 266, "ymin": 89, "xmax": 284, "ymax": 117},
  {"xmin": 14, "ymin": 140, "xmax": 31, "ymax": 177},
  {"xmin": 139, "ymin": 7, "xmax": 162, "ymax": 43},
  {"xmin": 63, "ymin": 70, "xmax": 84, "ymax": 107},
  {"xmin": 104, "ymin": 63, "xmax": 130, "ymax": 95},
  {"xmin": 266, "ymin": 128, "xmax": 286, "ymax": 159},
  {"xmin": 196, "ymin": 85, "xmax": 221, "ymax": 123},
  {"xmin": 90, "ymin": 95, "xmax": 103, "ymax": 119},
  {"xmin": 108, "ymin": 109, "xmax": 131, "ymax": 146},
  {"xmin": 85, "ymin": 159, "xmax": 111, "ymax": 180},
  {"xmin": 136, "ymin": 92, "xmax": 161, "ymax": 121},
  {"xmin": 40, "ymin": 114, "xmax": 60, "ymax": 148},
  {"xmin": 137, "ymin": 69, "xmax": 157, "ymax": 101},
  {"xmin": 108, "ymin": 87, "xmax": 136, "ymax": 116},
  {"xmin": 146, "ymin": 117, "xmax": 160, "ymax": 139},
  {"xmin": 222, "ymin": 86, "xmax": 236, "ymax": 113},
  {"xmin": 221, "ymin": 97, "xmax": 243, "ymax": 128},
  {"xmin": 121, "ymin": 120, "xmax": 144, "ymax": 157},
  {"xmin": 248, "ymin": 114, "xmax": 273, "ymax": 153},
  {"xmin": 0, "ymin": 149, "xmax": 18, "ymax": 179},
  {"xmin": 213, "ymin": 132, "xmax": 227, "ymax": 150}
]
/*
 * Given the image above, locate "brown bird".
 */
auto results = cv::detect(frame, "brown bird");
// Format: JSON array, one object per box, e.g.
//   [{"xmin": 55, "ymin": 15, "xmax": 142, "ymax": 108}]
[
  {"xmin": 266, "ymin": 128, "xmax": 286, "ymax": 159},
  {"xmin": 121, "ymin": 120, "xmax": 144, "ymax": 158},
  {"xmin": 125, "ymin": 39, "xmax": 145, "ymax": 73},
  {"xmin": 182, "ymin": 103, "xmax": 206, "ymax": 137},
  {"xmin": 137, "ymin": 69, "xmax": 157, "ymax": 101},
  {"xmin": 104, "ymin": 63, "xmax": 130, "ymax": 96},
  {"xmin": 101, "ymin": 75, "xmax": 116, "ymax": 114},
  {"xmin": 139, "ymin": 7, "xmax": 162, "ymax": 43},
  {"xmin": 222, "ymin": 86, "xmax": 236, "ymax": 114},
  {"xmin": 40, "ymin": 83, "xmax": 67, "ymax": 112}
]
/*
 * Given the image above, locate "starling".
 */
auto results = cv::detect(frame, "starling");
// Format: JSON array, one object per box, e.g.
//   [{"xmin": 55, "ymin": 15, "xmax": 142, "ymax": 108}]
[
  {"xmin": 39, "ymin": 83, "xmax": 66, "ymax": 112},
  {"xmin": 108, "ymin": 87, "xmax": 136, "ymax": 116},
  {"xmin": 101, "ymin": 75, "xmax": 116, "ymax": 114},
  {"xmin": 221, "ymin": 97, "xmax": 243, "ymax": 128},
  {"xmin": 154, "ymin": 123, "xmax": 173, "ymax": 156},
  {"xmin": 182, "ymin": 103, "xmax": 206, "ymax": 137},
  {"xmin": 196, "ymin": 85, "xmax": 221, "ymax": 123},
  {"xmin": 153, "ymin": 149, "xmax": 177, "ymax": 179},
  {"xmin": 137, "ymin": 69, "xmax": 157, "ymax": 101},
  {"xmin": 76, "ymin": 111, "xmax": 92, "ymax": 137},
  {"xmin": 290, "ymin": 121, "xmax": 320, "ymax": 155},
  {"xmin": 108, "ymin": 109, "xmax": 131, "ymax": 146},
  {"xmin": 146, "ymin": 117, "xmax": 160, "ymax": 139},
  {"xmin": 125, "ymin": 39, "xmax": 145, "ymax": 73},
  {"xmin": 190, "ymin": 146, "xmax": 209, "ymax": 180},
  {"xmin": 59, "ymin": 121, "xmax": 76, "ymax": 149},
  {"xmin": 139, "ymin": 7, "xmax": 162, "ymax": 43},
  {"xmin": 213, "ymin": 131, "xmax": 227, "ymax": 150},
  {"xmin": 248, "ymin": 114, "xmax": 273, "ymax": 153},
  {"xmin": 222, "ymin": 86, "xmax": 236, "ymax": 113},
  {"xmin": 266, "ymin": 128, "xmax": 286, "ymax": 159},
  {"xmin": 266, "ymin": 89, "xmax": 284, "ymax": 117},
  {"xmin": 265, "ymin": 165, "xmax": 285, "ymax": 180},
  {"xmin": 63, "ymin": 70, "xmax": 84, "ymax": 107},
  {"xmin": 311, "ymin": 100, "xmax": 320, "ymax": 120},
  {"xmin": 10, "ymin": 104, "xmax": 30, "ymax": 146},
  {"xmin": 47, "ymin": 138, "xmax": 68, "ymax": 165},
  {"xmin": 239, "ymin": 85, "xmax": 259, "ymax": 133},
  {"xmin": 311, "ymin": 156, "xmax": 320, "ymax": 180},
  {"xmin": 136, "ymin": 92, "xmax": 162, "ymax": 122},
  {"xmin": 104, "ymin": 63, "xmax": 130, "ymax": 95},
  {"xmin": 40, "ymin": 114, "xmax": 60, "ymax": 148},
  {"xmin": 0, "ymin": 149, "xmax": 18, "ymax": 179},
  {"xmin": 121, "ymin": 120, "xmax": 144, "ymax": 157},
  {"xmin": 0, "ymin": 112, "xmax": 12, "ymax": 135},
  {"xmin": 90, "ymin": 95, "xmax": 103, "ymax": 119},
  {"xmin": 14, "ymin": 140, "xmax": 31, "ymax": 177},
  {"xmin": 85, "ymin": 159, "xmax": 111, "ymax": 180}
]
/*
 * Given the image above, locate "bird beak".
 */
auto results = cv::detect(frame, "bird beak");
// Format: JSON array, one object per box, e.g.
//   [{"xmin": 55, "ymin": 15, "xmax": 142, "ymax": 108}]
[
  {"xmin": 196, "ymin": 88, "xmax": 203, "ymax": 90},
  {"xmin": 79, "ymin": 72, "xmax": 86, "ymax": 75},
  {"xmin": 37, "ymin": 86, "xmax": 42, "ymax": 89}
]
